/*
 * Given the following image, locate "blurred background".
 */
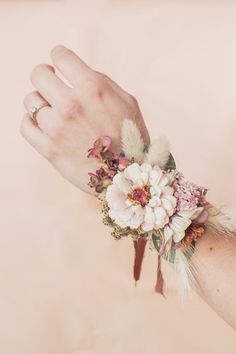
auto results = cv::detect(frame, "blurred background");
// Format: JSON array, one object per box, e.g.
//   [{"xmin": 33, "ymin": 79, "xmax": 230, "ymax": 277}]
[{"xmin": 0, "ymin": 0, "xmax": 236, "ymax": 353}]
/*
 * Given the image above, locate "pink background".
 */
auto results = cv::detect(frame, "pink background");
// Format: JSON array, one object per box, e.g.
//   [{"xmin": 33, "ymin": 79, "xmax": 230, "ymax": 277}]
[{"xmin": 1, "ymin": 0, "xmax": 236, "ymax": 353}]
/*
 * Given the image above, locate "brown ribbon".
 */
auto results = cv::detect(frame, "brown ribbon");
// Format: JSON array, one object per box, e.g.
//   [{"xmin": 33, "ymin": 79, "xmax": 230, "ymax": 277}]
[
  {"xmin": 133, "ymin": 239, "xmax": 165, "ymax": 296},
  {"xmin": 133, "ymin": 238, "xmax": 147, "ymax": 283}
]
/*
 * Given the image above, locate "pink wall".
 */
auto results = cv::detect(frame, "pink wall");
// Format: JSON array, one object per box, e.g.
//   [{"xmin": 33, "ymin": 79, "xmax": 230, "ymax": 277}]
[{"xmin": 1, "ymin": 1, "xmax": 236, "ymax": 353}]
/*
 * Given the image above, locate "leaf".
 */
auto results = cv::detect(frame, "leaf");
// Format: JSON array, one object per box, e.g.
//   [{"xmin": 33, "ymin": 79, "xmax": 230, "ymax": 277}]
[
  {"xmin": 183, "ymin": 241, "xmax": 196, "ymax": 260},
  {"xmin": 152, "ymin": 233, "xmax": 176, "ymax": 263},
  {"xmin": 164, "ymin": 153, "xmax": 176, "ymax": 170},
  {"xmin": 152, "ymin": 233, "xmax": 162, "ymax": 253}
]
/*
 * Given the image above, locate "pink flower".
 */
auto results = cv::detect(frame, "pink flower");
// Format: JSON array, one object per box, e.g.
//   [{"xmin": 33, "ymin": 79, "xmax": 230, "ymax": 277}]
[
  {"xmin": 87, "ymin": 136, "xmax": 112, "ymax": 159},
  {"xmin": 88, "ymin": 168, "xmax": 113, "ymax": 193},
  {"xmin": 87, "ymin": 137, "xmax": 132, "ymax": 193},
  {"xmin": 173, "ymin": 172, "xmax": 207, "ymax": 211},
  {"xmin": 105, "ymin": 163, "xmax": 177, "ymax": 231},
  {"xmin": 118, "ymin": 157, "xmax": 132, "ymax": 171}
]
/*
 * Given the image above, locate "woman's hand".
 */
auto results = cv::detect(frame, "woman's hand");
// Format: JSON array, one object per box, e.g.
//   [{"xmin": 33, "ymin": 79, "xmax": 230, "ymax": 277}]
[{"xmin": 20, "ymin": 45, "xmax": 150, "ymax": 194}]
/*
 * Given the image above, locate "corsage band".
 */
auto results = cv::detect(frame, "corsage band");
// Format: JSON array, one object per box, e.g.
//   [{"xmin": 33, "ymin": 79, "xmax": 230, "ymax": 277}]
[{"xmin": 87, "ymin": 119, "xmax": 235, "ymax": 296}]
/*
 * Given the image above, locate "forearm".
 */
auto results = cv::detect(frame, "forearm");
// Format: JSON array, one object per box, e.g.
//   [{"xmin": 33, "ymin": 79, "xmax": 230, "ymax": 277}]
[
  {"xmin": 192, "ymin": 230, "xmax": 236, "ymax": 329},
  {"xmin": 87, "ymin": 124, "xmax": 236, "ymax": 330},
  {"xmin": 21, "ymin": 45, "xmax": 235, "ymax": 331}
]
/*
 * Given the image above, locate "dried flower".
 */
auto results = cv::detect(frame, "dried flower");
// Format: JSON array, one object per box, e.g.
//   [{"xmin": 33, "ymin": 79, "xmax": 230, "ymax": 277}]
[
  {"xmin": 121, "ymin": 119, "xmax": 145, "ymax": 163},
  {"xmin": 163, "ymin": 207, "xmax": 204, "ymax": 244},
  {"xmin": 88, "ymin": 137, "xmax": 132, "ymax": 193},
  {"xmin": 173, "ymin": 172, "xmax": 207, "ymax": 211},
  {"xmin": 105, "ymin": 162, "xmax": 177, "ymax": 232},
  {"xmin": 181, "ymin": 224, "xmax": 206, "ymax": 249},
  {"xmin": 87, "ymin": 136, "xmax": 112, "ymax": 159}
]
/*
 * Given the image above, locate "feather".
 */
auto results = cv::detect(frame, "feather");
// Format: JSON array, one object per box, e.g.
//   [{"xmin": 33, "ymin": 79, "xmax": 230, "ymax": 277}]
[
  {"xmin": 144, "ymin": 136, "xmax": 170, "ymax": 168},
  {"xmin": 174, "ymin": 248, "xmax": 198, "ymax": 302},
  {"xmin": 174, "ymin": 206, "xmax": 236, "ymax": 301},
  {"xmin": 155, "ymin": 254, "xmax": 165, "ymax": 296},
  {"xmin": 206, "ymin": 206, "xmax": 236, "ymax": 239},
  {"xmin": 121, "ymin": 119, "xmax": 145, "ymax": 163}
]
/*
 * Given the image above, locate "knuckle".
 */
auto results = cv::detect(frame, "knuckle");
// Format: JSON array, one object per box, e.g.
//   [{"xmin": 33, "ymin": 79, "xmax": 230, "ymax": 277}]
[
  {"xmin": 128, "ymin": 94, "xmax": 138, "ymax": 106},
  {"xmin": 86, "ymin": 77, "xmax": 107, "ymax": 99},
  {"xmin": 50, "ymin": 45, "xmax": 68, "ymax": 61},
  {"xmin": 30, "ymin": 63, "xmax": 48, "ymax": 81},
  {"xmin": 60, "ymin": 98, "xmax": 83, "ymax": 120}
]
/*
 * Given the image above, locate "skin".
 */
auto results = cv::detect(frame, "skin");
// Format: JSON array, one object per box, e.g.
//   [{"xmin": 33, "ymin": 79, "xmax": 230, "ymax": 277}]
[
  {"xmin": 192, "ymin": 232, "xmax": 236, "ymax": 330},
  {"xmin": 20, "ymin": 45, "xmax": 236, "ymax": 330},
  {"xmin": 21, "ymin": 45, "xmax": 150, "ymax": 194}
]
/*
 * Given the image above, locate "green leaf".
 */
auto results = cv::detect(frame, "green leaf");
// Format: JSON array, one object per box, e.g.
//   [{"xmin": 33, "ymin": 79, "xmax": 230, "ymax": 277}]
[
  {"xmin": 164, "ymin": 248, "xmax": 176, "ymax": 264},
  {"xmin": 152, "ymin": 233, "xmax": 176, "ymax": 264},
  {"xmin": 152, "ymin": 233, "xmax": 162, "ymax": 253},
  {"xmin": 143, "ymin": 144, "xmax": 149, "ymax": 153},
  {"xmin": 165, "ymin": 153, "xmax": 176, "ymax": 170},
  {"xmin": 183, "ymin": 241, "xmax": 196, "ymax": 260}
]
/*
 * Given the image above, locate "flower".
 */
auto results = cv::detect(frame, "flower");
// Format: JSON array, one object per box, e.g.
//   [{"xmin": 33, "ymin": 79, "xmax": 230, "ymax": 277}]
[
  {"xmin": 105, "ymin": 162, "xmax": 177, "ymax": 232},
  {"xmin": 173, "ymin": 172, "xmax": 207, "ymax": 211},
  {"xmin": 163, "ymin": 207, "xmax": 204, "ymax": 244},
  {"xmin": 88, "ymin": 166, "xmax": 116, "ymax": 193},
  {"xmin": 87, "ymin": 137, "xmax": 133, "ymax": 193},
  {"xmin": 87, "ymin": 136, "xmax": 112, "ymax": 159},
  {"xmin": 118, "ymin": 157, "xmax": 132, "ymax": 171},
  {"xmin": 181, "ymin": 224, "xmax": 205, "ymax": 249}
]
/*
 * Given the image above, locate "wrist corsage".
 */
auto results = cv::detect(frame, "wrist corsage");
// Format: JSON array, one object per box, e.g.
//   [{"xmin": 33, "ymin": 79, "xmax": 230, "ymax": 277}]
[{"xmin": 87, "ymin": 119, "xmax": 236, "ymax": 296}]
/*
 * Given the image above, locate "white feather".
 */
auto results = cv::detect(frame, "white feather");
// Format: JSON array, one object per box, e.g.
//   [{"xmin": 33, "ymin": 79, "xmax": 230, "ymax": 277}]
[
  {"xmin": 121, "ymin": 119, "xmax": 145, "ymax": 163},
  {"xmin": 144, "ymin": 136, "xmax": 170, "ymax": 168},
  {"xmin": 174, "ymin": 206, "xmax": 236, "ymax": 302},
  {"xmin": 206, "ymin": 206, "xmax": 236, "ymax": 239},
  {"xmin": 174, "ymin": 248, "xmax": 198, "ymax": 302}
]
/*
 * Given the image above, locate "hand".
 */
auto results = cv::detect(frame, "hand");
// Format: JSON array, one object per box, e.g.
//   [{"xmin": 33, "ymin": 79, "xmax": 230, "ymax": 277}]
[{"xmin": 20, "ymin": 45, "xmax": 150, "ymax": 194}]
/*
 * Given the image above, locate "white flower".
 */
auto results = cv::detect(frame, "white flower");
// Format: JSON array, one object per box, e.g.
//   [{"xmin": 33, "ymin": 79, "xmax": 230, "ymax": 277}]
[
  {"xmin": 105, "ymin": 163, "xmax": 177, "ymax": 232},
  {"xmin": 163, "ymin": 207, "xmax": 204, "ymax": 244}
]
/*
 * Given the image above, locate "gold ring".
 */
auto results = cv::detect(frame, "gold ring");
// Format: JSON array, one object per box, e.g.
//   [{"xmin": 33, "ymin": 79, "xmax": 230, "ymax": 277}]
[{"xmin": 30, "ymin": 104, "xmax": 48, "ymax": 121}]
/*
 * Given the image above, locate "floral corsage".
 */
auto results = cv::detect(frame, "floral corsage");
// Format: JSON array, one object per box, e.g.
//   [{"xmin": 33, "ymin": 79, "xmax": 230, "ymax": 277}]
[{"xmin": 87, "ymin": 119, "xmax": 235, "ymax": 296}]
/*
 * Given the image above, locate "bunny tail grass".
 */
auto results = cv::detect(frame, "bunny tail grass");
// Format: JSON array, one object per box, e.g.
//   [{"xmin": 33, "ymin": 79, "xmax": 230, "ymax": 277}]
[
  {"xmin": 121, "ymin": 119, "xmax": 145, "ymax": 163},
  {"xmin": 144, "ymin": 136, "xmax": 170, "ymax": 168}
]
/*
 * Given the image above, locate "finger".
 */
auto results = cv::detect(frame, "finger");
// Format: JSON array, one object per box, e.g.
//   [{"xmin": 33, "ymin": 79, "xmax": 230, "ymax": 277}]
[
  {"xmin": 30, "ymin": 63, "xmax": 72, "ymax": 108},
  {"xmin": 23, "ymin": 91, "xmax": 62, "ymax": 136},
  {"xmin": 20, "ymin": 113, "xmax": 53, "ymax": 159},
  {"xmin": 50, "ymin": 45, "xmax": 93, "ymax": 87},
  {"xmin": 24, "ymin": 90, "xmax": 50, "ymax": 113}
]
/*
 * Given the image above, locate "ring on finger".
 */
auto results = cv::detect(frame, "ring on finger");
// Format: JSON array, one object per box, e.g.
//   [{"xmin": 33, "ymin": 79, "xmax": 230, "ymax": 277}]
[{"xmin": 30, "ymin": 103, "xmax": 49, "ymax": 121}]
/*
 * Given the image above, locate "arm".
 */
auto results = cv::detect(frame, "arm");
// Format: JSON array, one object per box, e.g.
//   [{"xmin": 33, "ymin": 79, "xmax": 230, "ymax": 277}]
[
  {"xmin": 192, "ymin": 230, "xmax": 236, "ymax": 329},
  {"xmin": 20, "ymin": 45, "xmax": 236, "ymax": 330}
]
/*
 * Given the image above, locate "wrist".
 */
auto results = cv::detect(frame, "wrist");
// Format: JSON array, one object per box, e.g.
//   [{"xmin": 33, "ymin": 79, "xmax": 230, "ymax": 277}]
[{"xmin": 86, "ymin": 118, "xmax": 236, "ymax": 330}]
